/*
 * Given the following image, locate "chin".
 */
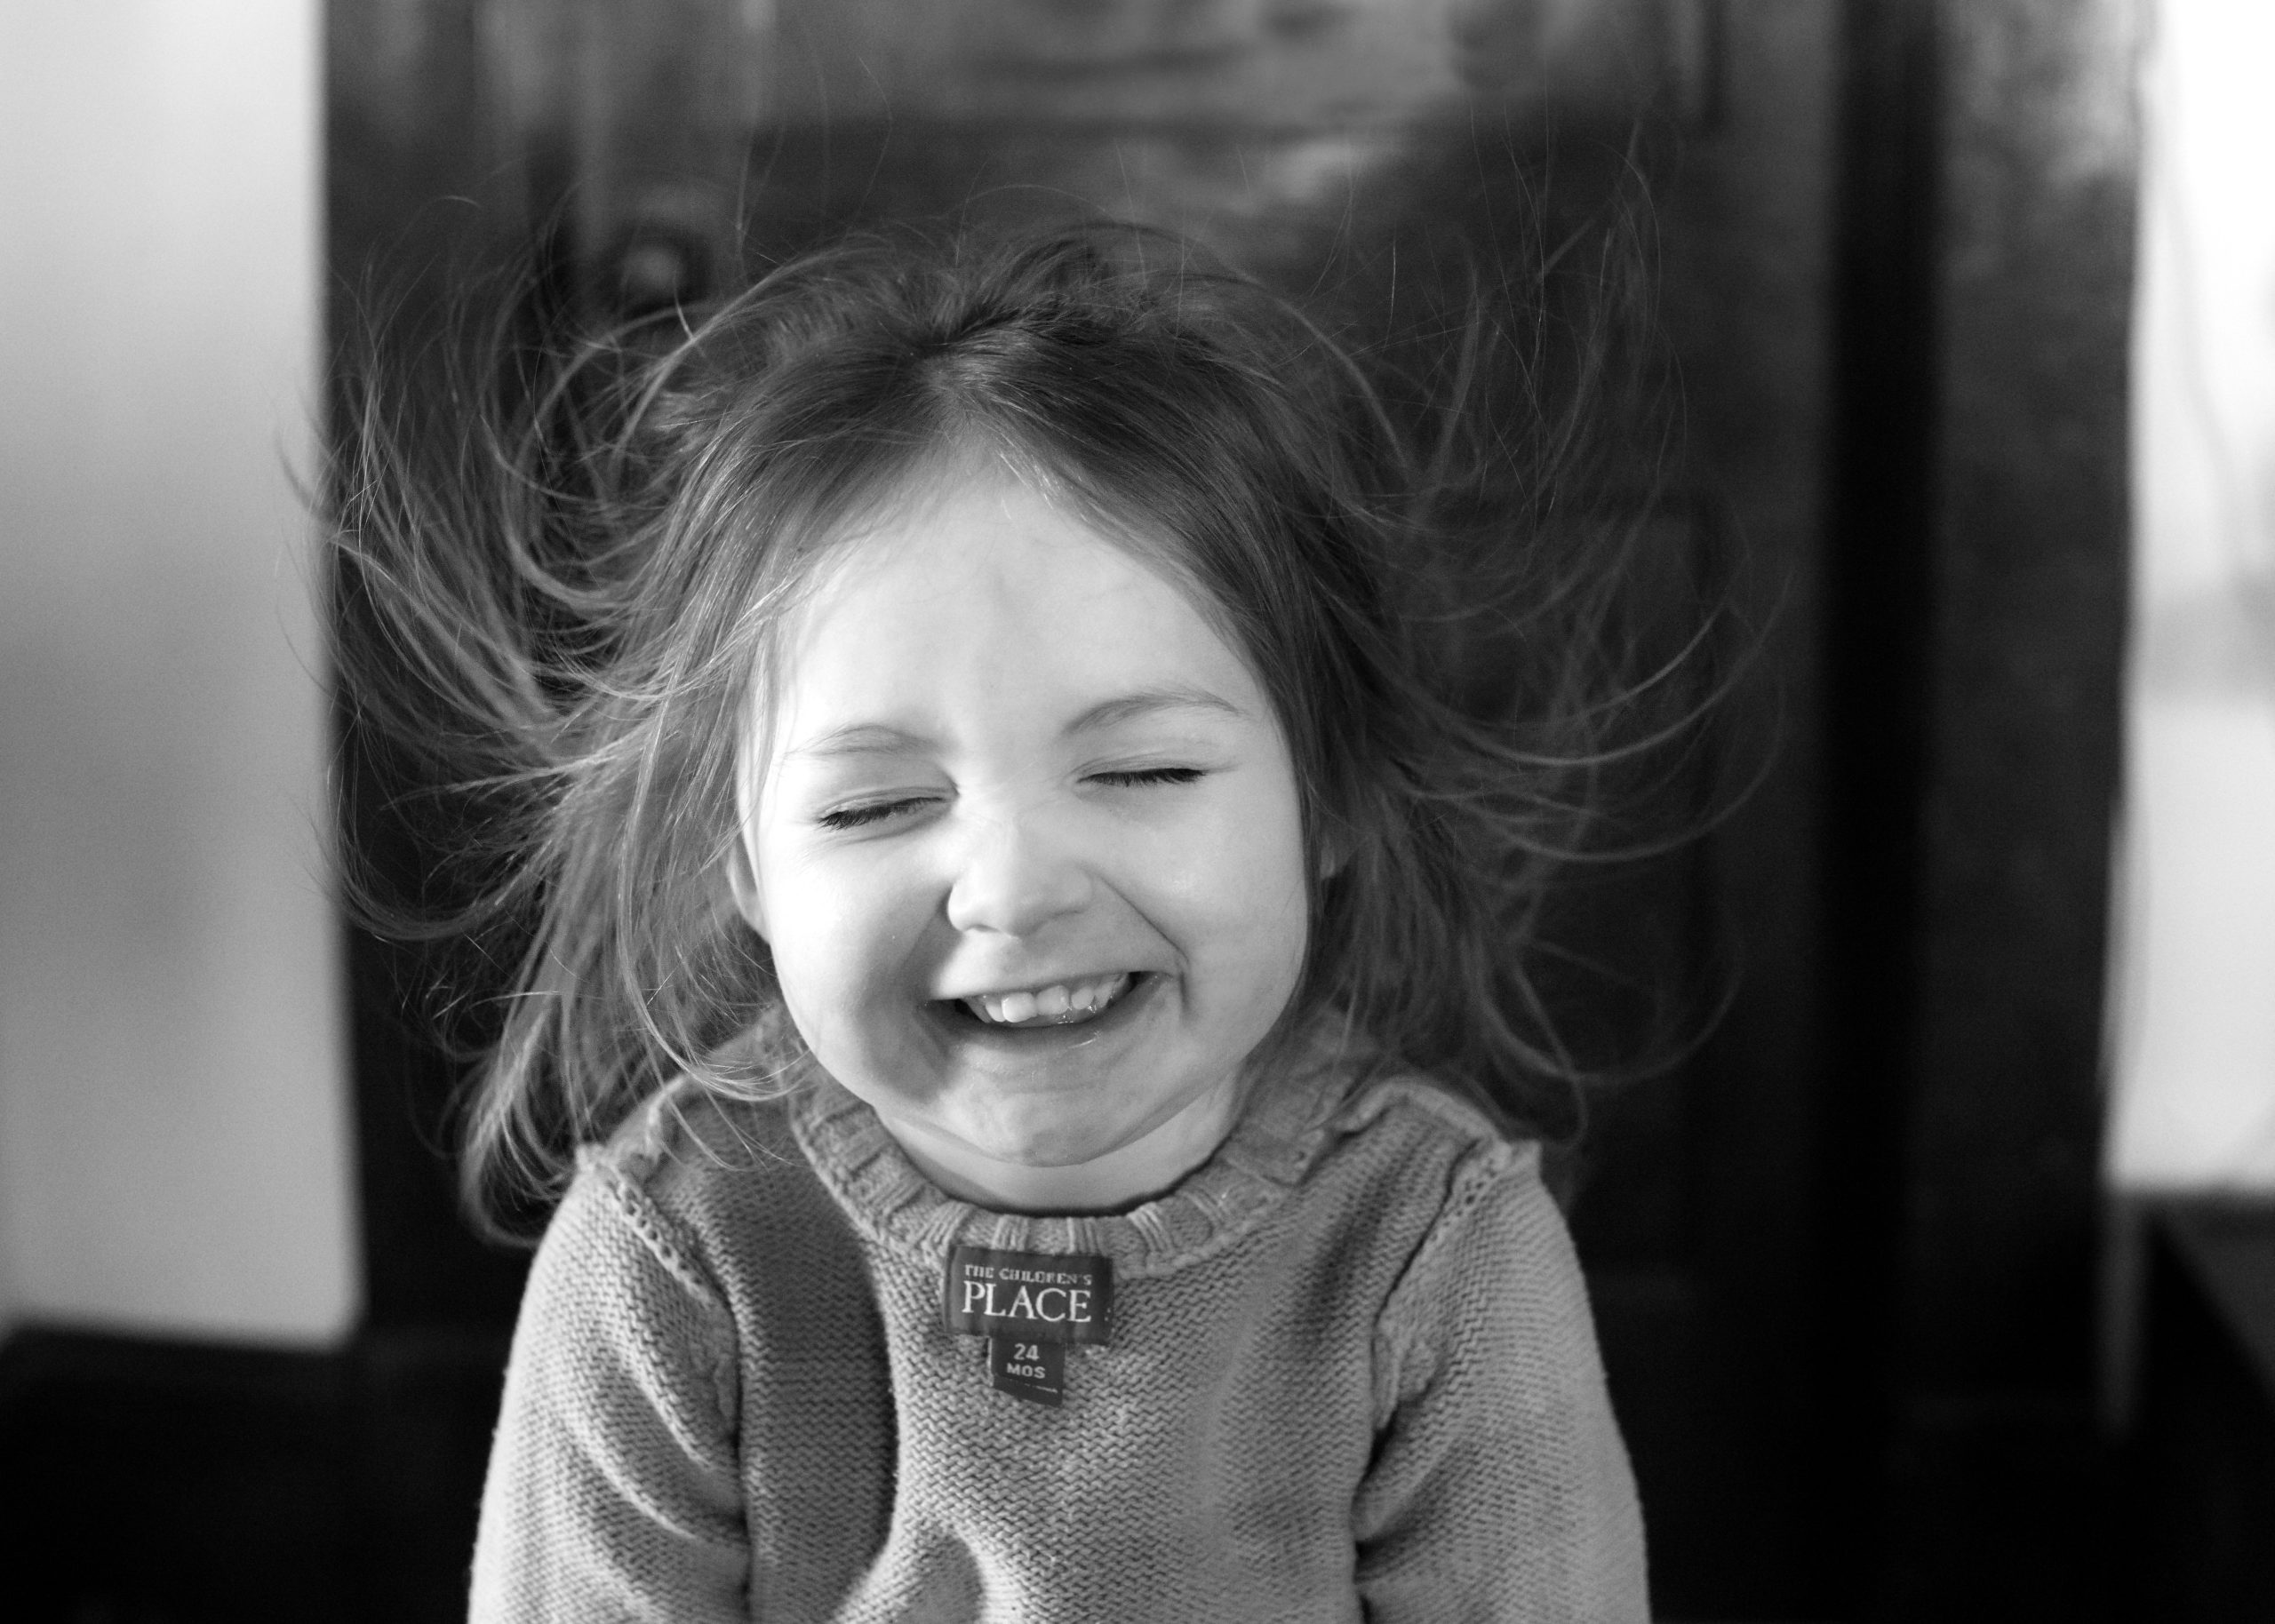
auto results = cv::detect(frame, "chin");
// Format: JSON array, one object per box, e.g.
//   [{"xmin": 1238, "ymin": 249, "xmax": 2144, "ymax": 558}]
[{"xmin": 964, "ymin": 1112, "xmax": 1129, "ymax": 1170}]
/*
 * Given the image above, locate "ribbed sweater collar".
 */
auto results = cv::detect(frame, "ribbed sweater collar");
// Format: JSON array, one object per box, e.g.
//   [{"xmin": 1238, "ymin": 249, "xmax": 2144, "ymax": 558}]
[{"xmin": 786, "ymin": 1024, "xmax": 1359, "ymax": 1279}]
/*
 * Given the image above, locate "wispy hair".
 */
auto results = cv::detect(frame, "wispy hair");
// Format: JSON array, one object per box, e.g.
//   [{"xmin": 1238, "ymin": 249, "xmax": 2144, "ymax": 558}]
[{"xmin": 331, "ymin": 216, "xmax": 1713, "ymax": 1237}]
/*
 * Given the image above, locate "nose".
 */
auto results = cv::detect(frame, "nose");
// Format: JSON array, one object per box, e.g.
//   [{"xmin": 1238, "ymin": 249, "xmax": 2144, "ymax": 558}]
[{"xmin": 944, "ymin": 810, "xmax": 1094, "ymax": 938}]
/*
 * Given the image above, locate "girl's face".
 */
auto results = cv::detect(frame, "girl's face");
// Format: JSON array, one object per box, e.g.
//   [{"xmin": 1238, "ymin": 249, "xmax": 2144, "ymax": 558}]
[{"xmin": 733, "ymin": 466, "xmax": 1311, "ymax": 1208}]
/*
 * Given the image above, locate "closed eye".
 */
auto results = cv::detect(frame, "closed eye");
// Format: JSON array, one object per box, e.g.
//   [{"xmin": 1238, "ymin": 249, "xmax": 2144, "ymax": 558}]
[
  {"xmin": 1086, "ymin": 767, "xmax": 1207, "ymax": 789},
  {"xmin": 817, "ymin": 795, "xmax": 939, "ymax": 832}
]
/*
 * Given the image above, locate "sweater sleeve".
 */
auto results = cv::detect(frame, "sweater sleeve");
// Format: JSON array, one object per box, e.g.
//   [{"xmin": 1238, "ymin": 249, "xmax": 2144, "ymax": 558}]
[
  {"xmin": 1352, "ymin": 1142, "xmax": 1649, "ymax": 1623},
  {"xmin": 469, "ymin": 1158, "xmax": 749, "ymax": 1624}
]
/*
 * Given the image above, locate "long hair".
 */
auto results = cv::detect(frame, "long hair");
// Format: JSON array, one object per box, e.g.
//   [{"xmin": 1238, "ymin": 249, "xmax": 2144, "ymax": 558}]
[{"xmin": 332, "ymin": 218, "xmax": 1704, "ymax": 1237}]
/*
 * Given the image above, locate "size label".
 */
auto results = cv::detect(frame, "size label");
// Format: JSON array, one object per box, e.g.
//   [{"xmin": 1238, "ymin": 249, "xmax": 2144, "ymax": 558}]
[
  {"xmin": 987, "ymin": 1336, "xmax": 1066, "ymax": 1405},
  {"xmin": 943, "ymin": 1246, "xmax": 1114, "ymax": 1347}
]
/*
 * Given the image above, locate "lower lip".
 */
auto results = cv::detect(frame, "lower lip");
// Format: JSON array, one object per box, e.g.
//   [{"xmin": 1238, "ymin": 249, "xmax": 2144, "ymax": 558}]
[{"xmin": 923, "ymin": 973, "xmax": 1159, "ymax": 1056}]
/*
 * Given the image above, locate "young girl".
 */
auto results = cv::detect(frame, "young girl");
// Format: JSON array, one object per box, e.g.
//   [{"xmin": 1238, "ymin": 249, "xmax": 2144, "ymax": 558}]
[{"xmin": 339, "ymin": 224, "xmax": 1656, "ymax": 1620}]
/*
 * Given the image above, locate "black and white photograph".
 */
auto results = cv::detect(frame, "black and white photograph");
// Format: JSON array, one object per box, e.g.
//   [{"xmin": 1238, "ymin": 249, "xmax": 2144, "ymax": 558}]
[{"xmin": 1, "ymin": 2, "xmax": 2267, "ymax": 1620}]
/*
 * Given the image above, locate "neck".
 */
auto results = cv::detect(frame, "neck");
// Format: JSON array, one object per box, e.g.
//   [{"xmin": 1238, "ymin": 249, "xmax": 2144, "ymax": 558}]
[{"xmin": 877, "ymin": 1085, "xmax": 1244, "ymax": 1214}]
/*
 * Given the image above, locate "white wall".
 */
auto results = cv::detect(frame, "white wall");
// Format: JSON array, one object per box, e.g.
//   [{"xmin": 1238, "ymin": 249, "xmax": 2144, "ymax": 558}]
[
  {"xmin": 2107, "ymin": 0, "xmax": 2275, "ymax": 1191},
  {"xmin": 0, "ymin": 1, "xmax": 358, "ymax": 1340}
]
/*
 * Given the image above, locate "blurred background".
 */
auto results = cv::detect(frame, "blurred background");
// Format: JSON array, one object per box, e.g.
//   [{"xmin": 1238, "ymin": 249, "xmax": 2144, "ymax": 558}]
[{"xmin": 2, "ymin": 1, "xmax": 2271, "ymax": 1619}]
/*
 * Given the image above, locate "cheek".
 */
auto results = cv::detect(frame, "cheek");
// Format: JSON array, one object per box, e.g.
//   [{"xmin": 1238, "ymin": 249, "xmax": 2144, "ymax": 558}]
[
  {"xmin": 1160, "ymin": 784, "xmax": 1312, "ymax": 982},
  {"xmin": 1243, "ymin": 820, "xmax": 1315, "ymax": 977},
  {"xmin": 759, "ymin": 851, "xmax": 931, "ymax": 1031}
]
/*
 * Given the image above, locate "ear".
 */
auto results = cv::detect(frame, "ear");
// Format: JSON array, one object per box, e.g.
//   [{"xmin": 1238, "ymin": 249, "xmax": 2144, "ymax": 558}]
[{"xmin": 725, "ymin": 832, "xmax": 768, "ymax": 940}]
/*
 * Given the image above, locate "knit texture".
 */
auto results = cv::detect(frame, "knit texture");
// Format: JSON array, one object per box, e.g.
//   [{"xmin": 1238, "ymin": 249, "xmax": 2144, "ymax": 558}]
[{"xmin": 469, "ymin": 1039, "xmax": 1648, "ymax": 1621}]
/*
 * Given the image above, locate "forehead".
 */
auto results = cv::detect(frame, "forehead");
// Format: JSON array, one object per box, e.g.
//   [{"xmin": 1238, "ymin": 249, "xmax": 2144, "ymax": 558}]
[{"xmin": 764, "ymin": 469, "xmax": 1268, "ymax": 743}]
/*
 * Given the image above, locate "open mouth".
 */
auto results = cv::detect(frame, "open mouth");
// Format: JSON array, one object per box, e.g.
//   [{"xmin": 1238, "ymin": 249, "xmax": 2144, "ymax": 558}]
[{"xmin": 954, "ymin": 972, "xmax": 1137, "ymax": 1030}]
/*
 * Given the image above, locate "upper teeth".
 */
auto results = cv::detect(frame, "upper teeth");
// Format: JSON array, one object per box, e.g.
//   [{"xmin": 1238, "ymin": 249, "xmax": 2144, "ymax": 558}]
[{"xmin": 966, "ymin": 973, "xmax": 1132, "ymax": 1027}]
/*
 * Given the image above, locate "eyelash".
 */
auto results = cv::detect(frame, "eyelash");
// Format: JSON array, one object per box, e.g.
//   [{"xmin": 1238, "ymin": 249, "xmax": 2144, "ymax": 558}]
[
  {"xmin": 817, "ymin": 796, "xmax": 938, "ymax": 832},
  {"xmin": 814, "ymin": 768, "xmax": 1204, "ymax": 832},
  {"xmin": 1087, "ymin": 766, "xmax": 1205, "ymax": 790}
]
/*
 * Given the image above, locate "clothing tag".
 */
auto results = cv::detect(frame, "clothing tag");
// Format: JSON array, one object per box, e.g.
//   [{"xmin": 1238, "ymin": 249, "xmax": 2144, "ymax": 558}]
[
  {"xmin": 944, "ymin": 1246, "xmax": 1114, "ymax": 1345},
  {"xmin": 986, "ymin": 1335, "xmax": 1066, "ymax": 1405}
]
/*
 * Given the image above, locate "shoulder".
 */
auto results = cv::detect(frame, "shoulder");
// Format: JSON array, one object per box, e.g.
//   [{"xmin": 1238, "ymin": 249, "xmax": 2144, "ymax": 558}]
[
  {"xmin": 1281, "ymin": 1056, "xmax": 1571, "ymax": 1331},
  {"xmin": 589, "ymin": 1074, "xmax": 805, "ymax": 1208},
  {"xmin": 1323, "ymin": 1065, "xmax": 1547, "ymax": 1224},
  {"xmin": 547, "ymin": 1078, "xmax": 817, "ymax": 1308},
  {"xmin": 1315, "ymin": 1067, "xmax": 1591, "ymax": 1373}
]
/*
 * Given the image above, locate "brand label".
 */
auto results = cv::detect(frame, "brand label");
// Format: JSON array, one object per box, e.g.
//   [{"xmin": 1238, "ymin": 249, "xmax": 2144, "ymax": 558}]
[{"xmin": 942, "ymin": 1246, "xmax": 1114, "ymax": 1347}]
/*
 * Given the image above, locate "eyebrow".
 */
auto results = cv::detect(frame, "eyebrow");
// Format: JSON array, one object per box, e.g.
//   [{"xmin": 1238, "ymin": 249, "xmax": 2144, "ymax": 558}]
[
  {"xmin": 786, "ymin": 723, "xmax": 937, "ymax": 762},
  {"xmin": 1066, "ymin": 685, "xmax": 1248, "ymax": 735},
  {"xmin": 785, "ymin": 686, "xmax": 1247, "ymax": 762}
]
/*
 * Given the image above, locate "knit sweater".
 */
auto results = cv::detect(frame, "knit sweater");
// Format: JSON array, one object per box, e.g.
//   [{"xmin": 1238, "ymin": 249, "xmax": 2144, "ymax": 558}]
[{"xmin": 469, "ymin": 1038, "xmax": 1649, "ymax": 1622}]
